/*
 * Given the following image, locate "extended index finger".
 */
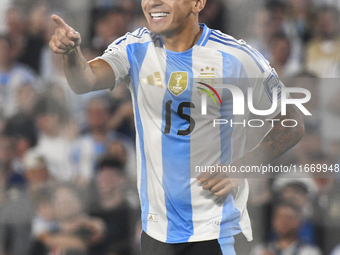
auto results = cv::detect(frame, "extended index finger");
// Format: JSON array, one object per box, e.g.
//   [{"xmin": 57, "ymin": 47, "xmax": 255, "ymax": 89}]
[{"xmin": 51, "ymin": 14, "xmax": 69, "ymax": 30}]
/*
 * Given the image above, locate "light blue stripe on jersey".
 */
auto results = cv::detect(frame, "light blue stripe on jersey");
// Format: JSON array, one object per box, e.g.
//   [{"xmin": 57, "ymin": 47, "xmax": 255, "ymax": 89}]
[
  {"xmin": 209, "ymin": 36, "xmax": 265, "ymax": 73},
  {"xmin": 218, "ymin": 236, "xmax": 236, "ymax": 255},
  {"xmin": 219, "ymin": 52, "xmax": 242, "ymax": 238},
  {"xmin": 161, "ymin": 48, "xmax": 194, "ymax": 242},
  {"xmin": 126, "ymin": 42, "xmax": 151, "ymax": 232}
]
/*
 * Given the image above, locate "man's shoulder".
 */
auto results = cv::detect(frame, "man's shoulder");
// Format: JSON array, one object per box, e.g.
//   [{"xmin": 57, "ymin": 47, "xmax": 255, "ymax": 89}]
[
  {"xmin": 205, "ymin": 29, "xmax": 271, "ymax": 74},
  {"xmin": 113, "ymin": 27, "xmax": 156, "ymax": 46}
]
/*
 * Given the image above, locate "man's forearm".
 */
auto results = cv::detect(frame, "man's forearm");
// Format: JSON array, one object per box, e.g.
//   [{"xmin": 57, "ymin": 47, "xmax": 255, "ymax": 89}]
[
  {"xmin": 236, "ymin": 105, "xmax": 305, "ymax": 168},
  {"xmin": 62, "ymin": 47, "xmax": 96, "ymax": 94}
]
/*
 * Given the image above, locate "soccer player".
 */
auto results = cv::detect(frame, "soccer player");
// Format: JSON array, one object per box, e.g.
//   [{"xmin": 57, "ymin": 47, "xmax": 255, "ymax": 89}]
[{"xmin": 49, "ymin": 0, "xmax": 305, "ymax": 254}]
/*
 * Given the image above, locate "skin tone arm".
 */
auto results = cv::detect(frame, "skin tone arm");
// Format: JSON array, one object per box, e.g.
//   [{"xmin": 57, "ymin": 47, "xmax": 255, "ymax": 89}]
[
  {"xmin": 40, "ymin": 232, "xmax": 87, "ymax": 251},
  {"xmin": 197, "ymin": 105, "xmax": 305, "ymax": 196},
  {"xmin": 49, "ymin": 15, "xmax": 115, "ymax": 94}
]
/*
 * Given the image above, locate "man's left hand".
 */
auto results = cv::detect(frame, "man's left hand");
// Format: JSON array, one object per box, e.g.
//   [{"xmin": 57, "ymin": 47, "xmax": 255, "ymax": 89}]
[{"xmin": 196, "ymin": 166, "xmax": 244, "ymax": 196}]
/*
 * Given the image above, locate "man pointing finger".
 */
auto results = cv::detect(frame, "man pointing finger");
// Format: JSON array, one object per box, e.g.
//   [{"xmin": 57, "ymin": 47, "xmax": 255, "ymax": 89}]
[{"xmin": 50, "ymin": 14, "xmax": 81, "ymax": 55}]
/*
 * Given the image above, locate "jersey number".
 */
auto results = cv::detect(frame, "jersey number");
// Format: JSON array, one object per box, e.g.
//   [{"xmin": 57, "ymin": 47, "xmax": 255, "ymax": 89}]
[{"xmin": 164, "ymin": 100, "xmax": 195, "ymax": 136}]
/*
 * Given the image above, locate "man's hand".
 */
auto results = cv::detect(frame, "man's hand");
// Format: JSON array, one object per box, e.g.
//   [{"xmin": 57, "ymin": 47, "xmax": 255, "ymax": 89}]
[
  {"xmin": 196, "ymin": 167, "xmax": 244, "ymax": 196},
  {"xmin": 196, "ymin": 104, "xmax": 304, "ymax": 197},
  {"xmin": 49, "ymin": 14, "xmax": 81, "ymax": 55}
]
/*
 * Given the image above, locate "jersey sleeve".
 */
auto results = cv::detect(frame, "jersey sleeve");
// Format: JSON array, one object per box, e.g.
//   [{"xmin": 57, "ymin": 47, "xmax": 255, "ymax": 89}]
[
  {"xmin": 96, "ymin": 35, "xmax": 131, "ymax": 90},
  {"xmin": 224, "ymin": 38, "xmax": 285, "ymax": 119},
  {"xmin": 250, "ymin": 65, "xmax": 284, "ymax": 119}
]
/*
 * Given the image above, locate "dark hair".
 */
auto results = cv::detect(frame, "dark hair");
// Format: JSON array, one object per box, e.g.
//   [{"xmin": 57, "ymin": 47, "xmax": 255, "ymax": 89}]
[
  {"xmin": 96, "ymin": 155, "xmax": 124, "ymax": 172},
  {"xmin": 271, "ymin": 32, "xmax": 289, "ymax": 42},
  {"xmin": 2, "ymin": 113, "xmax": 38, "ymax": 147},
  {"xmin": 271, "ymin": 32, "xmax": 291, "ymax": 49},
  {"xmin": 317, "ymin": 5, "xmax": 340, "ymax": 21},
  {"xmin": 34, "ymin": 95, "xmax": 63, "ymax": 117},
  {"xmin": 283, "ymin": 182, "xmax": 308, "ymax": 195},
  {"xmin": 274, "ymin": 200, "xmax": 302, "ymax": 216},
  {"xmin": 265, "ymin": 0, "xmax": 287, "ymax": 12}
]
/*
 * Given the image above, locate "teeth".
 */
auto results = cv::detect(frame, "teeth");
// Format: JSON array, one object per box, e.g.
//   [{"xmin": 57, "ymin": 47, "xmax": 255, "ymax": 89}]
[{"xmin": 150, "ymin": 12, "xmax": 169, "ymax": 19}]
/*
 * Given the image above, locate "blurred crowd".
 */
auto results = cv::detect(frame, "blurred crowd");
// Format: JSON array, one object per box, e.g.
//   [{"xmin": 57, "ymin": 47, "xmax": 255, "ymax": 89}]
[{"xmin": 0, "ymin": 0, "xmax": 340, "ymax": 255}]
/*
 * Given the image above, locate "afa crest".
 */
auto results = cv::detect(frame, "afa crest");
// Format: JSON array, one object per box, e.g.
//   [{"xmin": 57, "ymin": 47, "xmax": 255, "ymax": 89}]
[
  {"xmin": 168, "ymin": 72, "xmax": 188, "ymax": 96},
  {"xmin": 197, "ymin": 66, "xmax": 217, "ymax": 96}
]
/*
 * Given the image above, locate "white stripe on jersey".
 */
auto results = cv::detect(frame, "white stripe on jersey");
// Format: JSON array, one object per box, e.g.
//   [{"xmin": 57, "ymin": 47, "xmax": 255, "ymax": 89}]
[{"xmin": 136, "ymin": 43, "xmax": 169, "ymax": 241}]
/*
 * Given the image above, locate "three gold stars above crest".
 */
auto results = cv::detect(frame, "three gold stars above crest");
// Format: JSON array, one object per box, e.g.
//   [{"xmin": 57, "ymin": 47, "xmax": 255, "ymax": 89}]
[{"xmin": 200, "ymin": 66, "xmax": 215, "ymax": 72}]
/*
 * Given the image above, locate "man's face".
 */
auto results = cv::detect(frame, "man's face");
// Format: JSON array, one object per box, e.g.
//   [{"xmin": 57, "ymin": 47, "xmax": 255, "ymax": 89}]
[
  {"xmin": 96, "ymin": 168, "xmax": 125, "ymax": 196},
  {"xmin": 316, "ymin": 11, "xmax": 339, "ymax": 39},
  {"xmin": 272, "ymin": 206, "xmax": 301, "ymax": 238},
  {"xmin": 142, "ymin": 0, "xmax": 196, "ymax": 36}
]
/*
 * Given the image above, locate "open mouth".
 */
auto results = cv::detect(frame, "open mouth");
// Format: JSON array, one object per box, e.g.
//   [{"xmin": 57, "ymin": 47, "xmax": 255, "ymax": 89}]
[{"xmin": 150, "ymin": 12, "xmax": 169, "ymax": 20}]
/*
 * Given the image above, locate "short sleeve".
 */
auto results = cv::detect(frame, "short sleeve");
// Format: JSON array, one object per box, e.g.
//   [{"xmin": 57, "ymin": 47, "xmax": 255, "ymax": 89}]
[
  {"xmin": 250, "ymin": 67, "xmax": 284, "ymax": 119},
  {"xmin": 96, "ymin": 35, "xmax": 131, "ymax": 90}
]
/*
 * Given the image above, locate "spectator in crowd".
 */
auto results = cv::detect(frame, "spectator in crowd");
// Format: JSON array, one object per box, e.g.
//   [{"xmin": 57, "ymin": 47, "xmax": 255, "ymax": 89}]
[
  {"xmin": 0, "ymin": 34, "xmax": 39, "ymax": 117},
  {"xmin": 270, "ymin": 32, "xmax": 301, "ymax": 78},
  {"xmin": 278, "ymin": 181, "xmax": 317, "ymax": 245},
  {"xmin": 15, "ymin": 83, "xmax": 38, "ymax": 116},
  {"xmin": 5, "ymin": 7, "xmax": 26, "ymax": 63},
  {"xmin": 251, "ymin": 202, "xmax": 322, "ymax": 255},
  {"xmin": 292, "ymin": 121, "xmax": 322, "ymax": 165},
  {"xmin": 0, "ymin": 133, "xmax": 15, "ymax": 181},
  {"xmin": 71, "ymin": 96, "xmax": 134, "ymax": 185},
  {"xmin": 91, "ymin": 8, "xmax": 128, "ymax": 53},
  {"xmin": 29, "ymin": 184, "xmax": 105, "ymax": 255},
  {"xmin": 305, "ymin": 5, "xmax": 340, "ymax": 77},
  {"xmin": 1, "ymin": 113, "xmax": 38, "ymax": 190},
  {"xmin": 247, "ymin": 177, "xmax": 273, "ymax": 245},
  {"xmin": 106, "ymin": 139, "xmax": 137, "ymax": 184},
  {"xmin": 247, "ymin": 1, "xmax": 303, "ymax": 74},
  {"xmin": 106, "ymin": 83, "xmax": 135, "ymax": 139},
  {"xmin": 312, "ymin": 164, "xmax": 340, "ymax": 255},
  {"xmin": 247, "ymin": 6, "xmax": 273, "ymax": 61},
  {"xmin": 285, "ymin": 0, "xmax": 315, "ymax": 45},
  {"xmin": 291, "ymin": 70, "xmax": 320, "ymax": 118},
  {"xmin": 0, "ymin": 149, "xmax": 52, "ymax": 255},
  {"xmin": 88, "ymin": 155, "xmax": 138, "ymax": 255},
  {"xmin": 29, "ymin": 186, "xmax": 57, "ymax": 255},
  {"xmin": 33, "ymin": 95, "xmax": 76, "ymax": 182},
  {"xmin": 199, "ymin": 0, "xmax": 228, "ymax": 33},
  {"xmin": 304, "ymin": 5, "xmax": 340, "ymax": 157},
  {"xmin": 17, "ymin": 4, "xmax": 48, "ymax": 74}
]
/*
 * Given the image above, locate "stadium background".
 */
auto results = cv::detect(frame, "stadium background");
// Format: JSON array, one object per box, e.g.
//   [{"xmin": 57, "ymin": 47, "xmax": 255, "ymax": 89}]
[{"xmin": 0, "ymin": 0, "xmax": 340, "ymax": 254}]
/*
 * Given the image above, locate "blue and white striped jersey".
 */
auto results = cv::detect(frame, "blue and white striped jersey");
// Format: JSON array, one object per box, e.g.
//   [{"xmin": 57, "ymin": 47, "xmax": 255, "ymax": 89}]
[{"xmin": 97, "ymin": 24, "xmax": 282, "ymax": 243}]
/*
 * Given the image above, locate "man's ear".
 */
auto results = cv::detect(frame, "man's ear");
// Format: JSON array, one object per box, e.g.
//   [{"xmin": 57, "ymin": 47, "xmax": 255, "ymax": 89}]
[{"xmin": 193, "ymin": 0, "xmax": 207, "ymax": 14}]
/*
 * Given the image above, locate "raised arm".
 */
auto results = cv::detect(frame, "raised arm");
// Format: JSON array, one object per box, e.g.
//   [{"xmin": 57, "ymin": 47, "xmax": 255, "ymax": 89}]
[{"xmin": 49, "ymin": 15, "xmax": 115, "ymax": 94}]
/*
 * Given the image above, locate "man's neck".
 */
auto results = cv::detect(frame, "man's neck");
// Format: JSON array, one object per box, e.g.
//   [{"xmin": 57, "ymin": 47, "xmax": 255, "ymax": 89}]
[{"xmin": 162, "ymin": 23, "xmax": 202, "ymax": 52}]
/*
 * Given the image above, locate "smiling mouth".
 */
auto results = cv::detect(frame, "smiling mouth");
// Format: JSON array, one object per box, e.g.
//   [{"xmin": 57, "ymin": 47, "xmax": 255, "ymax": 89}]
[{"xmin": 150, "ymin": 12, "xmax": 169, "ymax": 20}]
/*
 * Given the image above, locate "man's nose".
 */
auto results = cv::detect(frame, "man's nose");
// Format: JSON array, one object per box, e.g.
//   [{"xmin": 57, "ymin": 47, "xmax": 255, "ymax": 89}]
[{"xmin": 143, "ymin": 0, "xmax": 164, "ymax": 8}]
